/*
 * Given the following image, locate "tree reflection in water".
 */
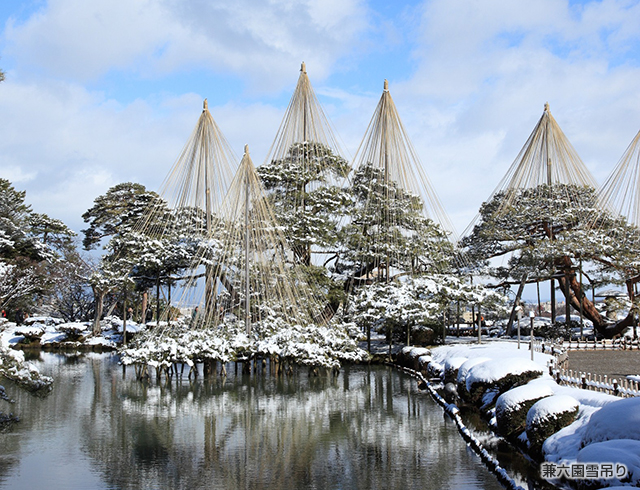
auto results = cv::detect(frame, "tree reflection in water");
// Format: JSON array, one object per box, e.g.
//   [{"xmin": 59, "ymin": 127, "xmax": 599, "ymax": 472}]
[{"xmin": 2, "ymin": 354, "xmax": 504, "ymax": 490}]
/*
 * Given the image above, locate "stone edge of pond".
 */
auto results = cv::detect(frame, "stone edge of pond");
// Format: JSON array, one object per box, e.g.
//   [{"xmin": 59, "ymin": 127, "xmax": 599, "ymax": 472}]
[{"xmin": 393, "ymin": 362, "xmax": 527, "ymax": 490}]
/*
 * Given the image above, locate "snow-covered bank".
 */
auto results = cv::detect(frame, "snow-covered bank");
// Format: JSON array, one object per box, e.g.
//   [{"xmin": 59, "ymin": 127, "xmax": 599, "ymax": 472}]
[{"xmin": 399, "ymin": 341, "xmax": 640, "ymax": 488}]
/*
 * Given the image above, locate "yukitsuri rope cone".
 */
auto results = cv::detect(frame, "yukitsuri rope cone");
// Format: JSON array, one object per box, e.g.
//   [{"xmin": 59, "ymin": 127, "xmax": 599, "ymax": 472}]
[
  {"xmin": 257, "ymin": 62, "xmax": 351, "ymax": 268},
  {"xmin": 122, "ymin": 145, "xmax": 367, "ymax": 376},
  {"xmin": 598, "ymin": 129, "xmax": 640, "ymax": 228},
  {"xmin": 461, "ymin": 103, "xmax": 600, "ymax": 321},
  {"xmin": 345, "ymin": 79, "xmax": 458, "ymax": 285},
  {"xmin": 465, "ymin": 102, "xmax": 599, "ymax": 232},
  {"xmin": 460, "ymin": 103, "xmax": 640, "ymax": 337},
  {"xmin": 129, "ymin": 99, "xmax": 238, "ymax": 327},
  {"xmin": 139, "ymin": 99, "xmax": 238, "ymax": 237},
  {"xmin": 183, "ymin": 145, "xmax": 326, "ymax": 332}
]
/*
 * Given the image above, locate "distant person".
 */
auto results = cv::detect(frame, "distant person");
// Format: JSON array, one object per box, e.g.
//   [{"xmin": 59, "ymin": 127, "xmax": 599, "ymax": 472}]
[{"xmin": 191, "ymin": 306, "xmax": 199, "ymax": 326}]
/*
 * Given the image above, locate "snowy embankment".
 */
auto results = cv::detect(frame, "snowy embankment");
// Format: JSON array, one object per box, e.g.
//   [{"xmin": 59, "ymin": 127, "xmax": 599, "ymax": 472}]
[
  {"xmin": 0, "ymin": 315, "xmax": 133, "ymax": 352},
  {"xmin": 0, "ymin": 315, "xmax": 135, "ymax": 396},
  {"xmin": 0, "ymin": 320, "xmax": 54, "ymax": 423},
  {"xmin": 398, "ymin": 341, "xmax": 640, "ymax": 489}
]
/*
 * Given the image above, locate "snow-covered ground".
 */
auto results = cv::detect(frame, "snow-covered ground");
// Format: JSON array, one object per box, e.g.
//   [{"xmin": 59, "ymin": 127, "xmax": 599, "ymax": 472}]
[{"xmin": 429, "ymin": 340, "xmax": 640, "ymax": 488}]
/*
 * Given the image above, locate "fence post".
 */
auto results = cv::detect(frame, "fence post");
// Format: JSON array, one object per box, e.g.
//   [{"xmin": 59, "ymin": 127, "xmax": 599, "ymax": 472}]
[
  {"xmin": 581, "ymin": 375, "xmax": 587, "ymax": 390},
  {"xmin": 613, "ymin": 379, "xmax": 619, "ymax": 396}
]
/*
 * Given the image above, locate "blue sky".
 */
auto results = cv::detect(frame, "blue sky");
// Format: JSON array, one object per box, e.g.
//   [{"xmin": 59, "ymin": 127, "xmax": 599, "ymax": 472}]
[{"xmin": 2, "ymin": 0, "xmax": 640, "ymax": 248}]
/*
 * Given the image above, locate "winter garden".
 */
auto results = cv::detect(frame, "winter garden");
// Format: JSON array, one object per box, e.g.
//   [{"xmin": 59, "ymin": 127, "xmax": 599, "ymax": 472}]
[{"xmin": 2, "ymin": 65, "xmax": 640, "ymax": 488}]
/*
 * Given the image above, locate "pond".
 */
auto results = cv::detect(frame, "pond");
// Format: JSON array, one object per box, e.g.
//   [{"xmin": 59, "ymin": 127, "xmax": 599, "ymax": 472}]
[{"xmin": 0, "ymin": 353, "xmax": 510, "ymax": 490}]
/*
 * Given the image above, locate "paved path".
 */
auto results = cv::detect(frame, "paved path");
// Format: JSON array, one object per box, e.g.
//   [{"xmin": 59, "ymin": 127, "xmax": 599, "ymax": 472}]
[{"xmin": 567, "ymin": 349, "xmax": 640, "ymax": 379}]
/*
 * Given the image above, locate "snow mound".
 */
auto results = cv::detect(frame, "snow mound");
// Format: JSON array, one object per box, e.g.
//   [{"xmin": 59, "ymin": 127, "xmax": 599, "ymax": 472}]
[
  {"xmin": 577, "ymin": 439, "xmax": 640, "ymax": 487},
  {"xmin": 526, "ymin": 395, "xmax": 580, "ymax": 453},
  {"xmin": 496, "ymin": 382, "xmax": 555, "ymax": 438},
  {"xmin": 443, "ymin": 356, "xmax": 467, "ymax": 381},
  {"xmin": 24, "ymin": 316, "xmax": 63, "ymax": 326},
  {"xmin": 456, "ymin": 357, "xmax": 490, "ymax": 386},
  {"xmin": 466, "ymin": 357, "xmax": 542, "ymax": 392},
  {"xmin": 13, "ymin": 325, "xmax": 44, "ymax": 337},
  {"xmin": 496, "ymin": 382, "xmax": 555, "ymax": 419},
  {"xmin": 527, "ymin": 395, "xmax": 580, "ymax": 427},
  {"xmin": 581, "ymin": 397, "xmax": 640, "ymax": 446},
  {"xmin": 417, "ymin": 355, "xmax": 432, "ymax": 369}
]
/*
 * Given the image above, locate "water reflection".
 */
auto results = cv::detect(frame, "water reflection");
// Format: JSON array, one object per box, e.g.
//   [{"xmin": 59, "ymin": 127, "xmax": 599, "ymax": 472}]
[{"xmin": 1, "ymin": 353, "xmax": 504, "ymax": 490}]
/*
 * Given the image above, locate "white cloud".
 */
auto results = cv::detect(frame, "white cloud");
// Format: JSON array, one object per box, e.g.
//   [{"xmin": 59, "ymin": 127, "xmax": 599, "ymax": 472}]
[
  {"xmin": 3, "ymin": 0, "xmax": 369, "ymax": 90},
  {"xmin": 376, "ymin": 0, "xmax": 640, "ymax": 233},
  {"xmin": 2, "ymin": 0, "xmax": 640, "ymax": 241}
]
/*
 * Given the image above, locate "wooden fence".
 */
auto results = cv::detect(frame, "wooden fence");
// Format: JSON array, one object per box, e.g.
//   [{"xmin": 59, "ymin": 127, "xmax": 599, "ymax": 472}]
[
  {"xmin": 529, "ymin": 339, "xmax": 640, "ymax": 397},
  {"xmin": 560, "ymin": 338, "xmax": 640, "ymax": 351},
  {"xmin": 550, "ymin": 368, "xmax": 640, "ymax": 398}
]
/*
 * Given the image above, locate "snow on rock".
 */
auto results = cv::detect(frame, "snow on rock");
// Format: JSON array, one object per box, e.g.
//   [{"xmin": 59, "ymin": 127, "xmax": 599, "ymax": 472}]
[
  {"xmin": 581, "ymin": 396, "xmax": 640, "ymax": 446},
  {"xmin": 526, "ymin": 395, "xmax": 580, "ymax": 453},
  {"xmin": 13, "ymin": 325, "xmax": 44, "ymax": 338},
  {"xmin": 397, "ymin": 346, "xmax": 431, "ymax": 370},
  {"xmin": 417, "ymin": 355, "xmax": 432, "ymax": 372},
  {"xmin": 24, "ymin": 316, "xmax": 63, "ymax": 326}
]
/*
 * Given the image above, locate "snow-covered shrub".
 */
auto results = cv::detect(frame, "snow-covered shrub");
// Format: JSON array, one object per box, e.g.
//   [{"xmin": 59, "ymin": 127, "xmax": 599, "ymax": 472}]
[
  {"xmin": 396, "ymin": 346, "xmax": 414, "ymax": 368},
  {"xmin": 121, "ymin": 314, "xmax": 369, "ymax": 371},
  {"xmin": 456, "ymin": 357, "xmax": 490, "ymax": 401},
  {"xmin": 443, "ymin": 356, "xmax": 467, "ymax": 383},
  {"xmin": 0, "ymin": 345, "xmax": 53, "ymax": 392},
  {"xmin": 417, "ymin": 355, "xmax": 432, "ymax": 376},
  {"xmin": 407, "ymin": 347, "xmax": 431, "ymax": 370},
  {"xmin": 526, "ymin": 395, "xmax": 579, "ymax": 454},
  {"xmin": 495, "ymin": 382, "xmax": 554, "ymax": 438},
  {"xmin": 465, "ymin": 358, "xmax": 543, "ymax": 405},
  {"xmin": 57, "ymin": 322, "xmax": 90, "ymax": 342},
  {"xmin": 426, "ymin": 360, "xmax": 443, "ymax": 379},
  {"xmin": 348, "ymin": 276, "xmax": 508, "ymax": 345}
]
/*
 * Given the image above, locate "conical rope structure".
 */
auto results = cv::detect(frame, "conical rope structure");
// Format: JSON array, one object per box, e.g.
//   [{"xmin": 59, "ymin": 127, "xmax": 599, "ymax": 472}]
[
  {"xmin": 598, "ymin": 129, "xmax": 640, "ymax": 229},
  {"xmin": 344, "ymin": 79, "xmax": 458, "ymax": 285},
  {"xmin": 122, "ymin": 145, "xmax": 367, "ymax": 372},
  {"xmin": 459, "ymin": 103, "xmax": 640, "ymax": 337},
  {"xmin": 463, "ymin": 102, "xmax": 599, "ymax": 237},
  {"xmin": 137, "ymin": 99, "xmax": 238, "ymax": 238},
  {"xmin": 116, "ymin": 100, "xmax": 239, "ymax": 330},
  {"xmin": 182, "ymin": 145, "xmax": 327, "ymax": 332},
  {"xmin": 257, "ymin": 62, "xmax": 351, "ymax": 268}
]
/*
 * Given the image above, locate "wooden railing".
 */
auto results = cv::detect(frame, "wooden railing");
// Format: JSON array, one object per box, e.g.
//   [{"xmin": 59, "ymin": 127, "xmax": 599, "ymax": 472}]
[
  {"xmin": 560, "ymin": 338, "xmax": 640, "ymax": 350},
  {"xmin": 550, "ymin": 368, "xmax": 640, "ymax": 398}
]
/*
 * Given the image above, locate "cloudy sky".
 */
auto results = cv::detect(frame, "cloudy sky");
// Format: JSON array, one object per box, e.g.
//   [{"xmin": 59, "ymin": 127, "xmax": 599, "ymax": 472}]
[{"xmin": 1, "ymin": 0, "xmax": 640, "ymax": 239}]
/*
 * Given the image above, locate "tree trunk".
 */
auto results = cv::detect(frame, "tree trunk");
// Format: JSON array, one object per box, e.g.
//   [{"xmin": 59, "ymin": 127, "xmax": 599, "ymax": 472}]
[
  {"xmin": 92, "ymin": 286, "xmax": 105, "ymax": 336},
  {"xmin": 141, "ymin": 290, "xmax": 148, "ymax": 325},
  {"xmin": 556, "ymin": 255, "xmax": 634, "ymax": 338},
  {"xmin": 507, "ymin": 274, "xmax": 527, "ymax": 336}
]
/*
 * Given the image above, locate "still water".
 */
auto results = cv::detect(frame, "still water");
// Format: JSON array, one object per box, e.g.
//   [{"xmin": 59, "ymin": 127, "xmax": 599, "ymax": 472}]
[{"xmin": 0, "ymin": 353, "xmax": 506, "ymax": 490}]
